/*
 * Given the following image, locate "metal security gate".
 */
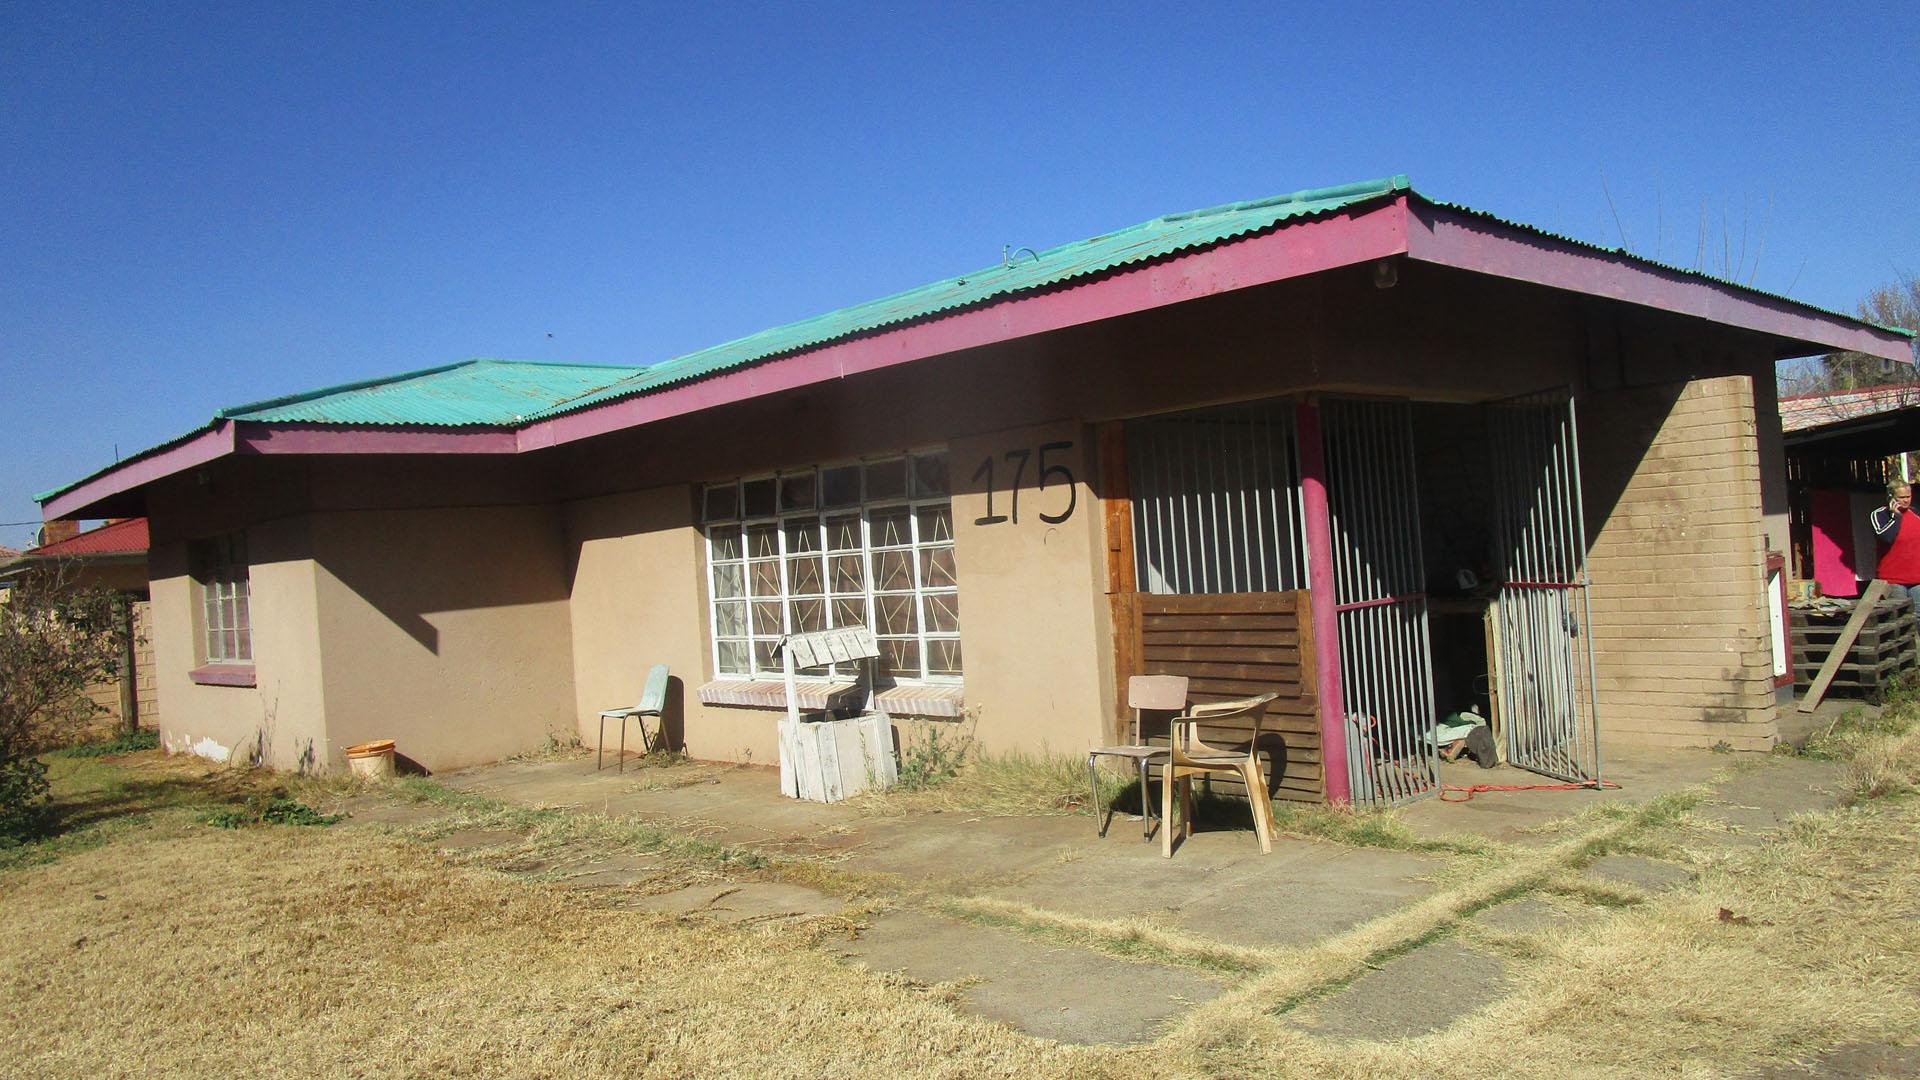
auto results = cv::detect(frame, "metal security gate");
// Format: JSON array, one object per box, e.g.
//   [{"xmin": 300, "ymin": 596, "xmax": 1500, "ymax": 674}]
[
  {"xmin": 1126, "ymin": 400, "xmax": 1308, "ymax": 595},
  {"xmin": 1323, "ymin": 399, "xmax": 1439, "ymax": 807},
  {"xmin": 1488, "ymin": 392, "xmax": 1601, "ymax": 782}
]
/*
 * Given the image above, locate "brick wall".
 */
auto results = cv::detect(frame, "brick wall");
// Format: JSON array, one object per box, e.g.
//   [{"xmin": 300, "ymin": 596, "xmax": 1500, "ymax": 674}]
[
  {"xmin": 75, "ymin": 597, "xmax": 158, "ymax": 736},
  {"xmin": 1583, "ymin": 375, "xmax": 1776, "ymax": 750},
  {"xmin": 132, "ymin": 598, "xmax": 158, "ymax": 725}
]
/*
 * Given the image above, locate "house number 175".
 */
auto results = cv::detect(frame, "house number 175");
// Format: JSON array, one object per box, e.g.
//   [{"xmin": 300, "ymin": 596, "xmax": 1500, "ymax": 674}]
[{"xmin": 971, "ymin": 441, "xmax": 1076, "ymax": 526}]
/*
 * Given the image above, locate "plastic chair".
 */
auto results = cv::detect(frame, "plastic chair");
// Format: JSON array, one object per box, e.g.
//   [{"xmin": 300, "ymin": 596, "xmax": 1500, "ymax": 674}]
[
  {"xmin": 1086, "ymin": 675, "xmax": 1189, "ymax": 841},
  {"xmin": 1161, "ymin": 692, "xmax": 1280, "ymax": 858},
  {"xmin": 598, "ymin": 664, "xmax": 669, "ymax": 771}
]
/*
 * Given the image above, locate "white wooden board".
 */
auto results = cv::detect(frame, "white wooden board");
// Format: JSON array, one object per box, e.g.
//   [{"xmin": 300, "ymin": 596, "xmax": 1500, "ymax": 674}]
[{"xmin": 778, "ymin": 713, "xmax": 897, "ymax": 802}]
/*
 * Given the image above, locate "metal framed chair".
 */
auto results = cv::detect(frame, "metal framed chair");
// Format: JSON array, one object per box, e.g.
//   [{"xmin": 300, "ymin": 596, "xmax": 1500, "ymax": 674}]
[
  {"xmin": 598, "ymin": 663, "xmax": 669, "ymax": 771},
  {"xmin": 1086, "ymin": 674, "xmax": 1189, "ymax": 840},
  {"xmin": 1161, "ymin": 692, "xmax": 1280, "ymax": 858}
]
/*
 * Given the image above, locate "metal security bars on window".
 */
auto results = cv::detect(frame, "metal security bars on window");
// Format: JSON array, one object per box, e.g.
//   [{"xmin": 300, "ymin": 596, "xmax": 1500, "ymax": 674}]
[
  {"xmin": 1125, "ymin": 400, "xmax": 1308, "ymax": 596},
  {"xmin": 702, "ymin": 451, "xmax": 960, "ymax": 684},
  {"xmin": 195, "ymin": 534, "xmax": 252, "ymax": 664}
]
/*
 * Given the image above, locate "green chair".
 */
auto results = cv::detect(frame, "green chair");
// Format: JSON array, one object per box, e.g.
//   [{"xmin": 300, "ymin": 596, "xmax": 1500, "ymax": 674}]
[{"xmin": 598, "ymin": 663, "xmax": 669, "ymax": 771}]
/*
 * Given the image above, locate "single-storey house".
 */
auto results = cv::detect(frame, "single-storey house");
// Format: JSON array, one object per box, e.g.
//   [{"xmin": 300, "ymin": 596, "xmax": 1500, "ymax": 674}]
[
  {"xmin": 1, "ymin": 517, "xmax": 158, "ymax": 734},
  {"xmin": 1781, "ymin": 383, "xmax": 1920, "ymax": 597},
  {"xmin": 36, "ymin": 176, "xmax": 1914, "ymax": 803}
]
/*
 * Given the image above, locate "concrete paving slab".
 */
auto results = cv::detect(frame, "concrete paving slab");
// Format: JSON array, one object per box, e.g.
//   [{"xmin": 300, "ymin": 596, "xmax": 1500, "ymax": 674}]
[
  {"xmin": 440, "ymin": 758, "xmax": 858, "ymax": 850},
  {"xmin": 1702, "ymin": 758, "xmax": 1844, "ymax": 830},
  {"xmin": 539, "ymin": 851, "xmax": 663, "ymax": 890},
  {"xmin": 1776, "ymin": 698, "xmax": 1880, "ymax": 749},
  {"xmin": 986, "ymin": 842, "xmax": 1442, "ymax": 949},
  {"xmin": 1585, "ymin": 854, "xmax": 1693, "ymax": 893},
  {"xmin": 839, "ymin": 910, "xmax": 1223, "ymax": 1045},
  {"xmin": 1471, "ymin": 897, "xmax": 1576, "ymax": 934},
  {"xmin": 333, "ymin": 798, "xmax": 444, "ymax": 830},
  {"xmin": 1399, "ymin": 745, "xmax": 1723, "ymax": 847},
  {"xmin": 1744, "ymin": 1041, "xmax": 1920, "ymax": 1078},
  {"xmin": 625, "ymin": 881, "xmax": 844, "ymax": 923},
  {"xmin": 1290, "ymin": 940, "xmax": 1509, "ymax": 1040},
  {"xmin": 841, "ymin": 814, "xmax": 1099, "ymax": 884},
  {"xmin": 433, "ymin": 827, "xmax": 524, "ymax": 852}
]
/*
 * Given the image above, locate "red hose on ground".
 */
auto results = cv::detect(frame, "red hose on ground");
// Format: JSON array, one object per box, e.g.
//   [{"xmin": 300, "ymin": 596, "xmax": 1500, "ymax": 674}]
[{"xmin": 1440, "ymin": 778, "xmax": 1621, "ymax": 802}]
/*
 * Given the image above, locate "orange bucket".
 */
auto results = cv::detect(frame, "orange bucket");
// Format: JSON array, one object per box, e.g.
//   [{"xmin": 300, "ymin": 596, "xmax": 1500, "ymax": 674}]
[{"xmin": 344, "ymin": 739, "xmax": 397, "ymax": 778}]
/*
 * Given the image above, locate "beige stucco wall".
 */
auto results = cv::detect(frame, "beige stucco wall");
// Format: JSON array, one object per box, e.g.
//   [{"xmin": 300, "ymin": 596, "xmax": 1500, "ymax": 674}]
[
  {"xmin": 562, "ymin": 426, "xmax": 1112, "ymax": 764},
  {"xmin": 309, "ymin": 506, "xmax": 577, "ymax": 773},
  {"xmin": 948, "ymin": 422, "xmax": 1112, "ymax": 753},
  {"xmin": 1583, "ymin": 375, "xmax": 1777, "ymax": 750},
  {"xmin": 123, "ymin": 261, "xmax": 1811, "ymax": 779},
  {"xmin": 148, "ymin": 518, "xmax": 330, "ymax": 770},
  {"xmin": 563, "ymin": 486, "xmax": 782, "ymax": 764}
]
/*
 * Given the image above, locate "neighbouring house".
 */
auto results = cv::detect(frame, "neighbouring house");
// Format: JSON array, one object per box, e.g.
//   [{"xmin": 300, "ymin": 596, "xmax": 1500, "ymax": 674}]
[
  {"xmin": 0, "ymin": 546, "xmax": 19, "ymax": 606},
  {"xmin": 0, "ymin": 518, "xmax": 158, "ymax": 735},
  {"xmin": 33, "ymin": 176, "xmax": 1915, "ymax": 803},
  {"xmin": 1781, "ymin": 383, "xmax": 1920, "ymax": 598}
]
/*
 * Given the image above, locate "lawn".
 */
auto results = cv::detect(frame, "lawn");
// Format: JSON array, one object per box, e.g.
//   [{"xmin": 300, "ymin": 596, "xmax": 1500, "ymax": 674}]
[{"xmin": 3, "ymin": 712, "xmax": 1918, "ymax": 1078}]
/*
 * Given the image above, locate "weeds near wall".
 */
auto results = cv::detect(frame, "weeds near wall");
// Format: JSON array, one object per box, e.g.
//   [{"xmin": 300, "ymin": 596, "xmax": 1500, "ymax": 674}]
[
  {"xmin": 894, "ymin": 719, "xmax": 974, "ymax": 792},
  {"xmin": 1792, "ymin": 678, "xmax": 1920, "ymax": 803},
  {"xmin": 202, "ymin": 792, "xmax": 342, "ymax": 829},
  {"xmin": 56, "ymin": 729, "xmax": 159, "ymax": 759},
  {"xmin": 866, "ymin": 711, "xmax": 1128, "ymax": 816}
]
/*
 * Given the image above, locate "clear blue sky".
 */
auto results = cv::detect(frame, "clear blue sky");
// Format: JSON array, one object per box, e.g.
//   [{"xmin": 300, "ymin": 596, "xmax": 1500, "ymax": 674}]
[{"xmin": 4, "ymin": 1, "xmax": 1916, "ymax": 542}]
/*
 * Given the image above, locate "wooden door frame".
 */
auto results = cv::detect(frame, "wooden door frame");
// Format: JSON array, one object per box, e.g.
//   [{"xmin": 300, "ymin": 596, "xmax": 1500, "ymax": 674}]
[{"xmin": 1099, "ymin": 421, "xmax": 1138, "ymax": 745}]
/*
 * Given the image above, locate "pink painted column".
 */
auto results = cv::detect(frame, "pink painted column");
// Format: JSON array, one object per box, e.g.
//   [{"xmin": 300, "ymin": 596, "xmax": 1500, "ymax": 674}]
[{"xmin": 1294, "ymin": 401, "xmax": 1351, "ymax": 805}]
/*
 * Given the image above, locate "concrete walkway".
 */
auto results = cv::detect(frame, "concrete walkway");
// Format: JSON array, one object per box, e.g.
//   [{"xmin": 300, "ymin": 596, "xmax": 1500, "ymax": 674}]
[{"xmin": 332, "ymin": 743, "xmax": 1847, "ymax": 1047}]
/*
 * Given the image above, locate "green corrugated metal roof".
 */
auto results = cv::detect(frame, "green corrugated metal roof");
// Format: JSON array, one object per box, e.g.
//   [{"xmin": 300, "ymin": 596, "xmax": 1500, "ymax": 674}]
[
  {"xmin": 219, "ymin": 358, "xmax": 646, "ymax": 426},
  {"xmin": 37, "ymin": 173, "xmax": 1916, "ymax": 505},
  {"xmin": 104, "ymin": 172, "xmax": 1920, "ymax": 433},
  {"xmin": 527, "ymin": 175, "xmax": 1413, "ymax": 420}
]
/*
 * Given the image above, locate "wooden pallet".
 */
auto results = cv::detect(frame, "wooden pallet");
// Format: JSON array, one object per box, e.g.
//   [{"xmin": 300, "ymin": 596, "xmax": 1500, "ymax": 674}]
[{"xmin": 1791, "ymin": 594, "xmax": 1920, "ymax": 704}]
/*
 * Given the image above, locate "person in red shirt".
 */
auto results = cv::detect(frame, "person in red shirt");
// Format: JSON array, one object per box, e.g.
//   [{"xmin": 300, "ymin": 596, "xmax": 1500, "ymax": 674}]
[{"xmin": 1869, "ymin": 482, "xmax": 1920, "ymax": 609}]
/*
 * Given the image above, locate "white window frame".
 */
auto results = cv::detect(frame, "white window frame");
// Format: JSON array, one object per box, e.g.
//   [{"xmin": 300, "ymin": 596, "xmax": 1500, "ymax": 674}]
[
  {"xmin": 702, "ymin": 449, "xmax": 959, "ymax": 685},
  {"xmin": 194, "ymin": 534, "xmax": 252, "ymax": 665}
]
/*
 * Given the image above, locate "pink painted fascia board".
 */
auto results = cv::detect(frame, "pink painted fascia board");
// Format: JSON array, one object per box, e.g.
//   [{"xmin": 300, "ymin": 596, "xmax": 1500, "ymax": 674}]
[
  {"xmin": 237, "ymin": 426, "xmax": 520, "ymax": 455},
  {"xmin": 42, "ymin": 424, "xmax": 236, "ymax": 521},
  {"xmin": 515, "ymin": 202, "xmax": 1414, "ymax": 451},
  {"xmin": 1403, "ymin": 200, "xmax": 1914, "ymax": 363}
]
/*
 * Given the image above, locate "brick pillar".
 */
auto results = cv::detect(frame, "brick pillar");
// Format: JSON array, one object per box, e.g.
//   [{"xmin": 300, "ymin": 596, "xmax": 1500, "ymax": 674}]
[{"xmin": 1581, "ymin": 375, "xmax": 1777, "ymax": 750}]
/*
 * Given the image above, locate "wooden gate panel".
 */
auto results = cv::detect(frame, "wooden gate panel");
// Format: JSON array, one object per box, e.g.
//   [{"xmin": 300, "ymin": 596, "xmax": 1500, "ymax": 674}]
[{"xmin": 1128, "ymin": 589, "xmax": 1324, "ymax": 803}]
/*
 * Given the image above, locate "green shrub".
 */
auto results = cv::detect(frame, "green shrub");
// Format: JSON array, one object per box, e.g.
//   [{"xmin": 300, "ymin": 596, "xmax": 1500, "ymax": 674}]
[
  {"xmin": 57, "ymin": 729, "xmax": 160, "ymax": 758},
  {"xmin": 0, "ymin": 757, "xmax": 52, "ymax": 845},
  {"xmin": 202, "ymin": 794, "xmax": 341, "ymax": 829}
]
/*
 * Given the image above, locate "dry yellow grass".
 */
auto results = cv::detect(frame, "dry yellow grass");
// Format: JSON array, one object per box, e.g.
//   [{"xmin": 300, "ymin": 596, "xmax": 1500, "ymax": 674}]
[
  {"xmin": 5, "ymin": 750, "xmax": 1918, "ymax": 1078},
  {"xmin": 0, "ymin": 815, "xmax": 1095, "ymax": 1079},
  {"xmin": 1164, "ymin": 800, "xmax": 1920, "ymax": 1079},
  {"xmin": 1841, "ymin": 720, "xmax": 1920, "ymax": 801}
]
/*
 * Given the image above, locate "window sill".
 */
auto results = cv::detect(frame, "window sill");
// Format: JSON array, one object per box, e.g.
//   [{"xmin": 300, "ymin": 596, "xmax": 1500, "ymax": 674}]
[
  {"xmin": 697, "ymin": 679, "xmax": 964, "ymax": 718},
  {"xmin": 189, "ymin": 664, "xmax": 256, "ymax": 688}
]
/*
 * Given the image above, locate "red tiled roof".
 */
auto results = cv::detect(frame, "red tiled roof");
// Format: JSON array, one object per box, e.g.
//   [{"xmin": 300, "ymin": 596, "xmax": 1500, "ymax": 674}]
[
  {"xmin": 23, "ymin": 518, "xmax": 149, "ymax": 559},
  {"xmin": 1780, "ymin": 385, "xmax": 1920, "ymax": 433}
]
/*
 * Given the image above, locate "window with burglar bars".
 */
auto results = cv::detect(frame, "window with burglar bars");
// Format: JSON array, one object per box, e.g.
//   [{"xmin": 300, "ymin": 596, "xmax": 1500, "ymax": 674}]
[
  {"xmin": 193, "ymin": 534, "xmax": 252, "ymax": 664},
  {"xmin": 701, "ymin": 450, "xmax": 961, "ymax": 684},
  {"xmin": 1126, "ymin": 399, "xmax": 1308, "ymax": 595}
]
